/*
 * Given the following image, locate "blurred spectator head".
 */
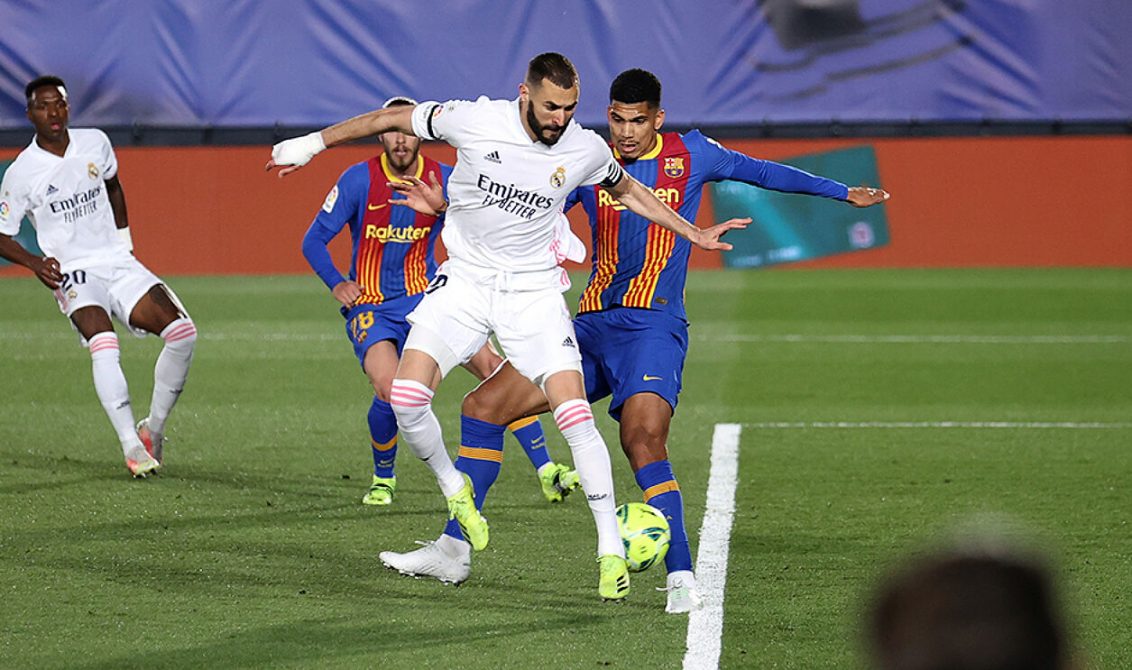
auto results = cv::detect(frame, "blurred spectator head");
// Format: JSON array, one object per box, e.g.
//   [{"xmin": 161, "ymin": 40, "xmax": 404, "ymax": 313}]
[{"xmin": 868, "ymin": 534, "xmax": 1069, "ymax": 670}]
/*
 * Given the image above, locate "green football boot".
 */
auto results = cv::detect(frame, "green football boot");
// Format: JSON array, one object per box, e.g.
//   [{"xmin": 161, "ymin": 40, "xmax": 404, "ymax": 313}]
[
  {"xmin": 447, "ymin": 474, "xmax": 489, "ymax": 551},
  {"xmin": 362, "ymin": 475, "xmax": 397, "ymax": 506},
  {"xmin": 598, "ymin": 554, "xmax": 631, "ymax": 601},
  {"xmin": 538, "ymin": 462, "xmax": 581, "ymax": 503}
]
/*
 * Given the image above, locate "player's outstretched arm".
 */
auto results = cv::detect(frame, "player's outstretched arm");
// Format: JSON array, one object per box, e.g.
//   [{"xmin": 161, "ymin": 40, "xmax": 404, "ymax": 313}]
[
  {"xmin": 0, "ymin": 234, "xmax": 63, "ymax": 289},
  {"xmin": 720, "ymin": 145, "xmax": 891, "ymax": 207},
  {"xmin": 266, "ymin": 106, "xmax": 417, "ymax": 178},
  {"xmin": 846, "ymin": 186, "xmax": 890, "ymax": 207},
  {"xmin": 605, "ymin": 174, "xmax": 750, "ymax": 251},
  {"xmin": 388, "ymin": 170, "xmax": 447, "ymax": 215}
]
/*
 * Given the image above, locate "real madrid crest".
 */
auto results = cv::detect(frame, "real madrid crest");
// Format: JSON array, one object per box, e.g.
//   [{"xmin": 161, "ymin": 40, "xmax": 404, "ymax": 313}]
[
  {"xmin": 87, "ymin": 162, "xmax": 100, "ymax": 179},
  {"xmin": 550, "ymin": 165, "xmax": 566, "ymax": 188},
  {"xmin": 663, "ymin": 157, "xmax": 685, "ymax": 179}
]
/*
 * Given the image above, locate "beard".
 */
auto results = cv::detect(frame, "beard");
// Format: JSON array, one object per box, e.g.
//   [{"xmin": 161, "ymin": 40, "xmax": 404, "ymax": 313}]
[
  {"xmin": 387, "ymin": 151, "xmax": 416, "ymax": 172},
  {"xmin": 526, "ymin": 105, "xmax": 565, "ymax": 146}
]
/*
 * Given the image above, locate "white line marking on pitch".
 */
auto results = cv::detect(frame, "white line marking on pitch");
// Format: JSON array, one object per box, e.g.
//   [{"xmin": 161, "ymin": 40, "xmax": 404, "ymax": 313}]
[
  {"xmin": 684, "ymin": 423, "xmax": 741, "ymax": 670},
  {"xmin": 0, "ymin": 331, "xmax": 341, "ymax": 342},
  {"xmin": 745, "ymin": 421, "xmax": 1132, "ymax": 430},
  {"xmin": 4, "ymin": 331, "xmax": 1127, "ymax": 345},
  {"xmin": 707, "ymin": 334, "xmax": 1129, "ymax": 344}
]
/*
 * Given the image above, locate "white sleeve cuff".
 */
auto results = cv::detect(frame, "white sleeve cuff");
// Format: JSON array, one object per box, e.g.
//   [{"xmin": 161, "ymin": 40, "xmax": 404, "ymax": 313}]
[{"xmin": 117, "ymin": 226, "xmax": 134, "ymax": 251}]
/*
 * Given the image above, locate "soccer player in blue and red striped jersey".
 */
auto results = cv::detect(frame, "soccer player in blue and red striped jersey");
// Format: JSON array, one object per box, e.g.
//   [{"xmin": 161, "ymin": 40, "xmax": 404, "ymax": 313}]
[
  {"xmin": 302, "ymin": 97, "xmax": 579, "ymax": 508},
  {"xmin": 455, "ymin": 69, "xmax": 889, "ymax": 611}
]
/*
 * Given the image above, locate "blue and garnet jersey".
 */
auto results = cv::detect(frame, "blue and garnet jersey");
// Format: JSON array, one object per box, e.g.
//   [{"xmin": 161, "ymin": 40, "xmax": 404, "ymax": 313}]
[
  {"xmin": 566, "ymin": 130, "xmax": 849, "ymax": 320},
  {"xmin": 302, "ymin": 153, "xmax": 451, "ymax": 305}
]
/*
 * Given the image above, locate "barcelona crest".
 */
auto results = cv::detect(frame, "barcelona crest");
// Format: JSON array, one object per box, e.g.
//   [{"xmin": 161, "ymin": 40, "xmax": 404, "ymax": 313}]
[{"xmin": 663, "ymin": 156, "xmax": 685, "ymax": 178}]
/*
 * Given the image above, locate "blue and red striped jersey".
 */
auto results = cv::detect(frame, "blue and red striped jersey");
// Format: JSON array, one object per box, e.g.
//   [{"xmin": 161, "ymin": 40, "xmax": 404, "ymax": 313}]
[
  {"xmin": 303, "ymin": 154, "xmax": 451, "ymax": 304},
  {"xmin": 567, "ymin": 130, "xmax": 848, "ymax": 319}
]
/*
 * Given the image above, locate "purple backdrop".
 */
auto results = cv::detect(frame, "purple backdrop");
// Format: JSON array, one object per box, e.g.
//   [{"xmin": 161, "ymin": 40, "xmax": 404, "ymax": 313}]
[{"xmin": 1, "ymin": 0, "xmax": 1129, "ymax": 129}]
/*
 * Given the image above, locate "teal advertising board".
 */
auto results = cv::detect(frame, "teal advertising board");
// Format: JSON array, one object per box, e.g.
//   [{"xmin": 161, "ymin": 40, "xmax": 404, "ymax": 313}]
[
  {"xmin": 0, "ymin": 158, "xmax": 42, "ymax": 265},
  {"xmin": 711, "ymin": 146, "xmax": 889, "ymax": 269}
]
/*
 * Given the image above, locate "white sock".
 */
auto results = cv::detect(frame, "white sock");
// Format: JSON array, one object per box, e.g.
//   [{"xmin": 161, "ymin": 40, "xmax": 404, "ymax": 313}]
[
  {"xmin": 435, "ymin": 533, "xmax": 472, "ymax": 557},
  {"xmin": 553, "ymin": 399, "xmax": 623, "ymax": 558},
  {"xmin": 667, "ymin": 570, "xmax": 696, "ymax": 589},
  {"xmin": 389, "ymin": 379, "xmax": 462, "ymax": 496},
  {"xmin": 89, "ymin": 332, "xmax": 141, "ymax": 454},
  {"xmin": 148, "ymin": 318, "xmax": 197, "ymax": 437}
]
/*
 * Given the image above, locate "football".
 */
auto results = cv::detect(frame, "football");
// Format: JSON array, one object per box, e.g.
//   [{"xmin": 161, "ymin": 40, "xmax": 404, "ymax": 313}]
[{"xmin": 615, "ymin": 502, "xmax": 671, "ymax": 573}]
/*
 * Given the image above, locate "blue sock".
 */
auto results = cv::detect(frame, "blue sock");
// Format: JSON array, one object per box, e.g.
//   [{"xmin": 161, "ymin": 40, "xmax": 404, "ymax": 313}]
[
  {"xmin": 368, "ymin": 396, "xmax": 398, "ymax": 478},
  {"xmin": 508, "ymin": 416, "xmax": 550, "ymax": 471},
  {"xmin": 443, "ymin": 415, "xmax": 506, "ymax": 540},
  {"xmin": 635, "ymin": 460, "xmax": 692, "ymax": 574}
]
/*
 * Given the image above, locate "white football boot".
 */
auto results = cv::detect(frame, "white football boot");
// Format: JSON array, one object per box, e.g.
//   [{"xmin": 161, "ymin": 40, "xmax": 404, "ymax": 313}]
[
  {"xmin": 379, "ymin": 534, "xmax": 472, "ymax": 585},
  {"xmin": 136, "ymin": 418, "xmax": 164, "ymax": 465},
  {"xmin": 124, "ymin": 444, "xmax": 160, "ymax": 478}
]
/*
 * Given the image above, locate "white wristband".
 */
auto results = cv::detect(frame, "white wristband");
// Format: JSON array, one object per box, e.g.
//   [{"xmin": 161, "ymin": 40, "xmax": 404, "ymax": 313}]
[
  {"xmin": 271, "ymin": 131, "xmax": 326, "ymax": 167},
  {"xmin": 117, "ymin": 226, "xmax": 134, "ymax": 252}
]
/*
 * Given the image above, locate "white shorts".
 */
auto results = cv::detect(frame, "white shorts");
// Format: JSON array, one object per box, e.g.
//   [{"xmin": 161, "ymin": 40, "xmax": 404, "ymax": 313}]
[
  {"xmin": 52, "ymin": 257, "xmax": 165, "ymax": 345},
  {"xmin": 405, "ymin": 261, "xmax": 581, "ymax": 386}
]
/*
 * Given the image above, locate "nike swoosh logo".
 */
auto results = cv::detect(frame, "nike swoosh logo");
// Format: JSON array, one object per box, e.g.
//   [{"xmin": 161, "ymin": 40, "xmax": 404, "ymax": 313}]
[
  {"xmin": 367, "ymin": 203, "xmax": 388, "ymax": 211},
  {"xmin": 642, "ymin": 375, "xmax": 663, "ymax": 382}
]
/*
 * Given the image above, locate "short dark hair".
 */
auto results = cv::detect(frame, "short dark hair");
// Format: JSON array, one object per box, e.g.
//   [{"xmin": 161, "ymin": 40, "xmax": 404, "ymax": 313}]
[
  {"xmin": 26, "ymin": 75, "xmax": 67, "ymax": 103},
  {"xmin": 609, "ymin": 69, "xmax": 662, "ymax": 108},
  {"xmin": 525, "ymin": 52, "xmax": 578, "ymax": 90},
  {"xmin": 869, "ymin": 549, "xmax": 1068, "ymax": 670},
  {"xmin": 382, "ymin": 95, "xmax": 417, "ymax": 109}
]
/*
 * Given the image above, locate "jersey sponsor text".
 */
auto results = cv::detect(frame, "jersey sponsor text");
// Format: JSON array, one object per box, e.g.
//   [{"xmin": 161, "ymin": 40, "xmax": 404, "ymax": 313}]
[
  {"xmin": 49, "ymin": 185, "xmax": 103, "ymax": 223},
  {"xmin": 364, "ymin": 224, "xmax": 432, "ymax": 243},
  {"xmin": 476, "ymin": 173, "xmax": 554, "ymax": 220},
  {"xmin": 597, "ymin": 186, "xmax": 681, "ymax": 212}
]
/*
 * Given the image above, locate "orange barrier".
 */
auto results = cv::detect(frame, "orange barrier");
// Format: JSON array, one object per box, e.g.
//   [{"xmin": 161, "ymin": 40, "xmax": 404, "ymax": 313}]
[{"xmin": 2, "ymin": 136, "xmax": 1129, "ymax": 276}]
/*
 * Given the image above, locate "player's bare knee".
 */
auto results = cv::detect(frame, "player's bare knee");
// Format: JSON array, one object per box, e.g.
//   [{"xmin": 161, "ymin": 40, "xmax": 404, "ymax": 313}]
[
  {"xmin": 621, "ymin": 424, "xmax": 669, "ymax": 463},
  {"xmin": 462, "ymin": 387, "xmax": 499, "ymax": 423},
  {"xmin": 370, "ymin": 375, "xmax": 395, "ymax": 402},
  {"xmin": 469, "ymin": 385, "xmax": 529, "ymax": 425},
  {"xmin": 133, "ymin": 285, "xmax": 185, "ymax": 334},
  {"xmin": 71, "ymin": 307, "xmax": 114, "ymax": 340}
]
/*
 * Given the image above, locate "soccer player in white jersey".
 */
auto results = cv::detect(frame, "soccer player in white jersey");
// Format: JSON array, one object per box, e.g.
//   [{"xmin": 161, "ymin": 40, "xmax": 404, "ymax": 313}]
[
  {"xmin": 267, "ymin": 53, "xmax": 748, "ymax": 600},
  {"xmin": 0, "ymin": 76, "xmax": 197, "ymax": 478}
]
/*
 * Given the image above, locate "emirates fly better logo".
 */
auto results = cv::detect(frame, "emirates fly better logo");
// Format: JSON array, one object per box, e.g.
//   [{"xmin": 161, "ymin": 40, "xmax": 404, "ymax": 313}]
[{"xmin": 475, "ymin": 174, "xmax": 554, "ymax": 220}]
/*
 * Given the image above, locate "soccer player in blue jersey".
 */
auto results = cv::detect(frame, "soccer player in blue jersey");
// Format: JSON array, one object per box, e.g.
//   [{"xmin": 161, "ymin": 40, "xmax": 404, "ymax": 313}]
[
  {"xmin": 440, "ymin": 69, "xmax": 889, "ymax": 612},
  {"xmin": 302, "ymin": 96, "xmax": 580, "ymax": 507}
]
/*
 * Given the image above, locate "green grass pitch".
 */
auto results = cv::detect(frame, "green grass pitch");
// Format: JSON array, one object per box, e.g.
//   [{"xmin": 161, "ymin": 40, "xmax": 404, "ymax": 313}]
[{"xmin": 1, "ymin": 269, "xmax": 1130, "ymax": 669}]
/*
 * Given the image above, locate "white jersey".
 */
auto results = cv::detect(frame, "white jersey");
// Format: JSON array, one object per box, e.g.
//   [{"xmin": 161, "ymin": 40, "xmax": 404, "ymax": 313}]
[
  {"xmin": 0, "ymin": 128, "xmax": 130, "ymax": 272},
  {"xmin": 411, "ymin": 97, "xmax": 623, "ymax": 274}
]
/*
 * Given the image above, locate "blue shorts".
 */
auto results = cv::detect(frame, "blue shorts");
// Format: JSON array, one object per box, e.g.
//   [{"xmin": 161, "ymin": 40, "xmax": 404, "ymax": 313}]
[
  {"xmin": 342, "ymin": 294, "xmax": 423, "ymax": 368},
  {"xmin": 574, "ymin": 308, "xmax": 689, "ymax": 421}
]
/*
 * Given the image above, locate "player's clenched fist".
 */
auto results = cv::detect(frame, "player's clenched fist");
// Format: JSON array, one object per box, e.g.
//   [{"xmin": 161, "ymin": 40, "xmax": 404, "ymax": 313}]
[
  {"xmin": 265, "ymin": 131, "xmax": 326, "ymax": 176},
  {"xmin": 32, "ymin": 256, "xmax": 63, "ymax": 289}
]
